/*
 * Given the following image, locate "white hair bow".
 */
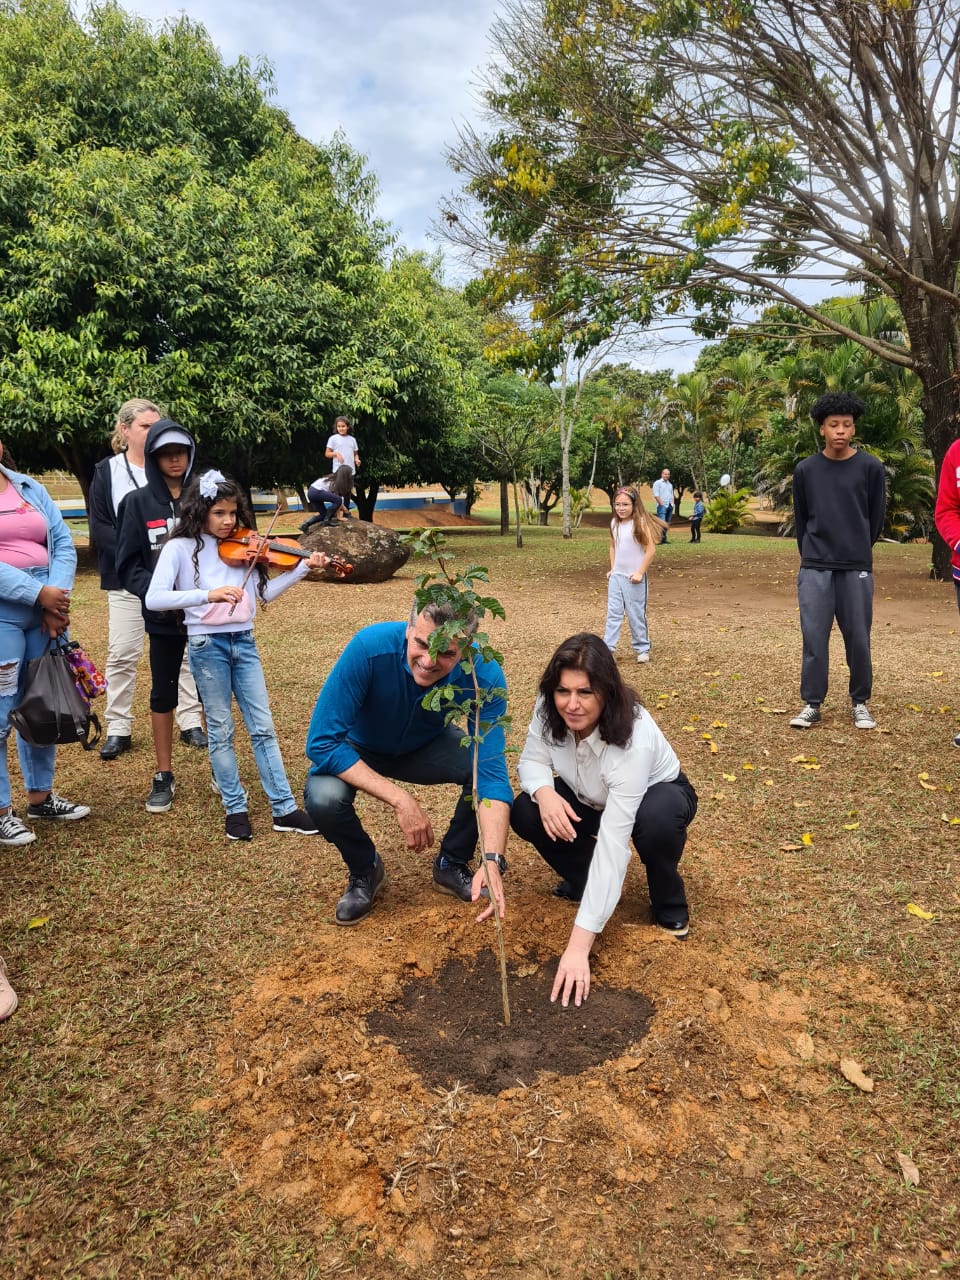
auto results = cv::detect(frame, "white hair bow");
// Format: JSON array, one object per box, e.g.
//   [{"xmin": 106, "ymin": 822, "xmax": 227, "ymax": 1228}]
[{"xmin": 198, "ymin": 469, "xmax": 226, "ymax": 499}]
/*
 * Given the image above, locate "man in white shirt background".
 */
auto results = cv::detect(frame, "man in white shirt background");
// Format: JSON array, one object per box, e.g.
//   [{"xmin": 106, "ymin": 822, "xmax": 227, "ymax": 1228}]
[{"xmin": 651, "ymin": 467, "xmax": 674, "ymax": 543}]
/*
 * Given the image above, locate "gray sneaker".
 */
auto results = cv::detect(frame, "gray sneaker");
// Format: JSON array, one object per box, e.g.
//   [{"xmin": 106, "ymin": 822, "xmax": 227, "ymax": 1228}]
[
  {"xmin": 145, "ymin": 772, "xmax": 176, "ymax": 813},
  {"xmin": 852, "ymin": 702, "xmax": 877, "ymax": 730},
  {"xmin": 789, "ymin": 704, "xmax": 822, "ymax": 729}
]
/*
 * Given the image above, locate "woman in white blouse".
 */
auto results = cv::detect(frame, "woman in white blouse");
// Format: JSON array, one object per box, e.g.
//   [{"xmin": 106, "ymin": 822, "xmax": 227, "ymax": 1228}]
[{"xmin": 512, "ymin": 633, "xmax": 697, "ymax": 1007}]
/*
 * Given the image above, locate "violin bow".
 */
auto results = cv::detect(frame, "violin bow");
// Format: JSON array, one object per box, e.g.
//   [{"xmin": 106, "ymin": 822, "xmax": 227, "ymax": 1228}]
[{"xmin": 228, "ymin": 506, "xmax": 282, "ymax": 616}]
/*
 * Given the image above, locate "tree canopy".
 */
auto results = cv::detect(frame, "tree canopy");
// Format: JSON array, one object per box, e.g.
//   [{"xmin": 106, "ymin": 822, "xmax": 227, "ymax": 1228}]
[
  {"xmin": 447, "ymin": 0, "xmax": 960, "ymax": 571},
  {"xmin": 0, "ymin": 0, "xmax": 480, "ymax": 507}
]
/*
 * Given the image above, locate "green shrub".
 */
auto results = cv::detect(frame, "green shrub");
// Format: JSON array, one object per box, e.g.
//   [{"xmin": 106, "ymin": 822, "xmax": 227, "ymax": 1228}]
[{"xmin": 704, "ymin": 488, "xmax": 755, "ymax": 533}]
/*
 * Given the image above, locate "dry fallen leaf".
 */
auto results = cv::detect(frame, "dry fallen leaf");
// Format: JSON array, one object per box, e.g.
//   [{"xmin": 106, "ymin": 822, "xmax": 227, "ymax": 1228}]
[
  {"xmin": 795, "ymin": 1032, "xmax": 815, "ymax": 1061},
  {"xmin": 721, "ymin": 772, "xmax": 736, "ymax": 781},
  {"xmin": 840, "ymin": 1058, "xmax": 874, "ymax": 1092},
  {"xmin": 779, "ymin": 842, "xmax": 804, "ymax": 851},
  {"xmin": 896, "ymin": 1152, "xmax": 920, "ymax": 1187},
  {"xmin": 906, "ymin": 902, "xmax": 934, "ymax": 921},
  {"xmin": 27, "ymin": 916, "xmax": 48, "ymax": 930},
  {"xmin": 842, "ymin": 822, "xmax": 860, "ymax": 831},
  {"xmin": 918, "ymin": 773, "xmax": 937, "ymax": 791},
  {"xmin": 801, "ymin": 832, "xmax": 814, "ymax": 845}
]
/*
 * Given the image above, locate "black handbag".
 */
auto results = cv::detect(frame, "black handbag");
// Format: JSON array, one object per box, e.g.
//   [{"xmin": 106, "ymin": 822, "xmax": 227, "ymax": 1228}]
[{"xmin": 9, "ymin": 638, "xmax": 102, "ymax": 751}]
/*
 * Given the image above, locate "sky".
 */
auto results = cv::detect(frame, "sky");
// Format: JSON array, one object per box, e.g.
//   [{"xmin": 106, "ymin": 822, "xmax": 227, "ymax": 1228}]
[
  {"xmin": 127, "ymin": 0, "xmax": 503, "ymax": 255},
  {"xmin": 124, "ymin": 0, "xmax": 704, "ymax": 371}
]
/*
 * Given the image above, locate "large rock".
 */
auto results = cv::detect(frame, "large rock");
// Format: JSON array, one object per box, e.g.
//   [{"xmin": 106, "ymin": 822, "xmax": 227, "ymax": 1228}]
[{"xmin": 300, "ymin": 519, "xmax": 410, "ymax": 584}]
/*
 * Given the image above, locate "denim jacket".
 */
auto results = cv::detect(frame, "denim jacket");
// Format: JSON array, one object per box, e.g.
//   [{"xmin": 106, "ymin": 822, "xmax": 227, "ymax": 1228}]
[{"xmin": 0, "ymin": 466, "xmax": 77, "ymax": 611}]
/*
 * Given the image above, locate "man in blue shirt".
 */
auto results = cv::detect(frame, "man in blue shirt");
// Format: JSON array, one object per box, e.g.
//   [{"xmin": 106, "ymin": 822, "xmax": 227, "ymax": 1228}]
[{"xmin": 304, "ymin": 600, "xmax": 511, "ymax": 924}]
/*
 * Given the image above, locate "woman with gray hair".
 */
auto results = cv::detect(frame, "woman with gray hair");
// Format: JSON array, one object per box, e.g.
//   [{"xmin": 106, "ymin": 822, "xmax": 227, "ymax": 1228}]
[{"xmin": 88, "ymin": 398, "xmax": 207, "ymax": 761}]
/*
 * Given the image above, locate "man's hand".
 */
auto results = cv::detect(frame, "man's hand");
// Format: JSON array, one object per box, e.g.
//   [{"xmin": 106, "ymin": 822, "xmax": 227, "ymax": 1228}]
[
  {"xmin": 534, "ymin": 787, "xmax": 581, "ymax": 842},
  {"xmin": 472, "ymin": 861, "xmax": 505, "ymax": 923},
  {"xmin": 392, "ymin": 791, "xmax": 435, "ymax": 851}
]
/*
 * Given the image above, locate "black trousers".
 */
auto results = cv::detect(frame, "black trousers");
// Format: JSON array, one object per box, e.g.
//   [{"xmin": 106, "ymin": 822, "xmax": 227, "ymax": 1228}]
[
  {"xmin": 147, "ymin": 631, "xmax": 188, "ymax": 714},
  {"xmin": 510, "ymin": 772, "xmax": 696, "ymax": 922}
]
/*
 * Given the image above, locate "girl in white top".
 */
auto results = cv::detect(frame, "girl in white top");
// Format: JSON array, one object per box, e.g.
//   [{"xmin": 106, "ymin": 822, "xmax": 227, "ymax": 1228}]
[
  {"xmin": 146, "ymin": 470, "xmax": 329, "ymax": 842},
  {"xmin": 511, "ymin": 633, "xmax": 697, "ymax": 1008},
  {"xmin": 603, "ymin": 485, "xmax": 664, "ymax": 663}
]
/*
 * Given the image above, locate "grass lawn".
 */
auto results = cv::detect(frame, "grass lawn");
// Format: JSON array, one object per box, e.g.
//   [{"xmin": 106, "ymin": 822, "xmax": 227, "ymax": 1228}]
[{"xmin": 2, "ymin": 522, "xmax": 959, "ymax": 1278}]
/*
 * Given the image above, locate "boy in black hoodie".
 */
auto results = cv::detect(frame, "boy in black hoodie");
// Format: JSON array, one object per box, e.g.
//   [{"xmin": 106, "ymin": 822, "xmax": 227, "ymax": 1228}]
[{"xmin": 115, "ymin": 419, "xmax": 198, "ymax": 813}]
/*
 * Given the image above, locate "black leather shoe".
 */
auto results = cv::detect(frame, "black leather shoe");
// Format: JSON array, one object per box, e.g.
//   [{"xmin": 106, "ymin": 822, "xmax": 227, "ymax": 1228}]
[
  {"xmin": 335, "ymin": 854, "xmax": 385, "ymax": 925},
  {"xmin": 179, "ymin": 727, "xmax": 208, "ymax": 749},
  {"xmin": 552, "ymin": 879, "xmax": 583, "ymax": 903},
  {"xmin": 100, "ymin": 734, "xmax": 132, "ymax": 761},
  {"xmin": 432, "ymin": 857, "xmax": 474, "ymax": 902}
]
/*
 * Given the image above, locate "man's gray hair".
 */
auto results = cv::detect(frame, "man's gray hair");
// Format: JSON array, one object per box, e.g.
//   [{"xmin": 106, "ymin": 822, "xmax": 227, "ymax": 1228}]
[
  {"xmin": 111, "ymin": 398, "xmax": 163, "ymax": 453},
  {"xmin": 409, "ymin": 597, "xmax": 479, "ymax": 640}
]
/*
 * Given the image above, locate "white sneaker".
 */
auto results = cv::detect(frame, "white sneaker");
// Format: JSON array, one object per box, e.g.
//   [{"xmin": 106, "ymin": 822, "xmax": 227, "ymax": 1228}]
[
  {"xmin": 0, "ymin": 956, "xmax": 17, "ymax": 1021},
  {"xmin": 636, "ymin": 652, "xmax": 650, "ymax": 663},
  {"xmin": 852, "ymin": 702, "xmax": 877, "ymax": 730},
  {"xmin": 0, "ymin": 812, "xmax": 36, "ymax": 845},
  {"xmin": 789, "ymin": 704, "xmax": 822, "ymax": 729}
]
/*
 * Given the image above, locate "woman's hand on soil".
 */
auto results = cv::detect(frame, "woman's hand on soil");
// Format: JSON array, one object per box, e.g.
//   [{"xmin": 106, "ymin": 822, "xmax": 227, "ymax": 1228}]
[{"xmin": 551, "ymin": 944, "xmax": 591, "ymax": 1007}]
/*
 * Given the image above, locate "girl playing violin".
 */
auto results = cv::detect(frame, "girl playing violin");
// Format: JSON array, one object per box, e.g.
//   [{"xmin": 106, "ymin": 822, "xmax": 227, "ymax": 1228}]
[{"xmin": 145, "ymin": 470, "xmax": 328, "ymax": 841}]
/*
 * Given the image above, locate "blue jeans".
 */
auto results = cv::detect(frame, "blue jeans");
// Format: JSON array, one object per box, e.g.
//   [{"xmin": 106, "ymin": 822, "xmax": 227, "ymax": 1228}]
[
  {"xmin": 604, "ymin": 573, "xmax": 650, "ymax": 656},
  {"xmin": 187, "ymin": 631, "xmax": 296, "ymax": 817},
  {"xmin": 304, "ymin": 723, "xmax": 476, "ymax": 874},
  {"xmin": 0, "ymin": 598, "xmax": 56, "ymax": 810},
  {"xmin": 655, "ymin": 503, "xmax": 673, "ymax": 541}
]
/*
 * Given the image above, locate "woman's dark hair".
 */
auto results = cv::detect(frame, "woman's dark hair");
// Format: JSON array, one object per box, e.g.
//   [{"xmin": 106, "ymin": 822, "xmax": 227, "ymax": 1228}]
[
  {"xmin": 330, "ymin": 464, "xmax": 354, "ymax": 498},
  {"xmin": 538, "ymin": 632, "xmax": 640, "ymax": 748},
  {"xmin": 171, "ymin": 472, "xmax": 268, "ymax": 600}
]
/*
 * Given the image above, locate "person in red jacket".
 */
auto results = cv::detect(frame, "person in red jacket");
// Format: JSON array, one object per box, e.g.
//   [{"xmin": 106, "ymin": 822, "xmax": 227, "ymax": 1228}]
[{"xmin": 933, "ymin": 437, "xmax": 960, "ymax": 746}]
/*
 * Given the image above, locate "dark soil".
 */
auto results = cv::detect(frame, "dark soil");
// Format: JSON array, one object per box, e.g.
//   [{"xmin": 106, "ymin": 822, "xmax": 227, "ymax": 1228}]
[{"xmin": 367, "ymin": 951, "xmax": 655, "ymax": 1094}]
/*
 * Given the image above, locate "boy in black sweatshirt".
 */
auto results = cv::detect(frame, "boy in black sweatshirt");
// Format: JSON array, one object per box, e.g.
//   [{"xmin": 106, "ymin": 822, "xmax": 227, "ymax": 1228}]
[
  {"xmin": 115, "ymin": 419, "xmax": 198, "ymax": 812},
  {"xmin": 789, "ymin": 392, "xmax": 886, "ymax": 731}
]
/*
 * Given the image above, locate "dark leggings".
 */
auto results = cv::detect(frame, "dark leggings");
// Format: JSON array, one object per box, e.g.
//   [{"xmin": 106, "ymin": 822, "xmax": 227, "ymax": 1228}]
[
  {"xmin": 148, "ymin": 632, "xmax": 188, "ymax": 713},
  {"xmin": 510, "ymin": 773, "xmax": 696, "ymax": 921}
]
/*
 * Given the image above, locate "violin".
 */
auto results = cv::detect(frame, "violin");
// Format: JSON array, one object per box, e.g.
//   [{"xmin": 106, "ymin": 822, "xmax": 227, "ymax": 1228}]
[{"xmin": 218, "ymin": 528, "xmax": 354, "ymax": 579}]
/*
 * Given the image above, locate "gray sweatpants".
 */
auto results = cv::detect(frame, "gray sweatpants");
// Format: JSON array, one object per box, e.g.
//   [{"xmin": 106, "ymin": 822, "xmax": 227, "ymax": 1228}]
[{"xmin": 797, "ymin": 567, "xmax": 874, "ymax": 705}]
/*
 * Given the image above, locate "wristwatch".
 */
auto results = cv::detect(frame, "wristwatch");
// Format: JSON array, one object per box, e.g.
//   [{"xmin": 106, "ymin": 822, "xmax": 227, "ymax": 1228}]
[{"xmin": 483, "ymin": 853, "xmax": 508, "ymax": 871}]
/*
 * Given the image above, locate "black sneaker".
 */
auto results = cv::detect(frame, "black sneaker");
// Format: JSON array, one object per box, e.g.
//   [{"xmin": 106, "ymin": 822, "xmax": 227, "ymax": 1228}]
[
  {"xmin": 179, "ymin": 727, "xmax": 208, "ymax": 749},
  {"xmin": 655, "ymin": 916, "xmax": 690, "ymax": 940},
  {"xmin": 432, "ymin": 857, "xmax": 474, "ymax": 903},
  {"xmin": 26, "ymin": 794, "xmax": 91, "ymax": 821},
  {"xmin": 145, "ymin": 772, "xmax": 176, "ymax": 814},
  {"xmin": 225, "ymin": 812, "xmax": 253, "ymax": 841},
  {"xmin": 335, "ymin": 854, "xmax": 385, "ymax": 925},
  {"xmin": 272, "ymin": 808, "xmax": 319, "ymax": 835}
]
